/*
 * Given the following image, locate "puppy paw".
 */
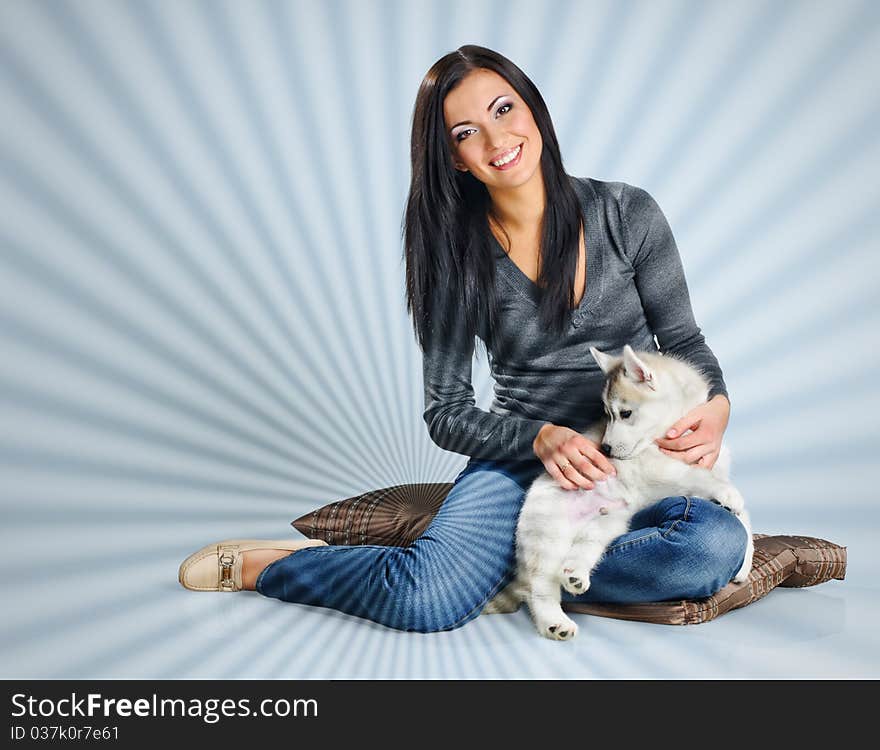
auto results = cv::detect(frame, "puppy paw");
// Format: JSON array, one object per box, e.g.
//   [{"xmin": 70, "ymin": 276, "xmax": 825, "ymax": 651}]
[
  {"xmin": 716, "ymin": 486, "xmax": 745, "ymax": 514},
  {"xmin": 561, "ymin": 567, "xmax": 591, "ymax": 595},
  {"xmin": 536, "ymin": 613, "xmax": 578, "ymax": 641}
]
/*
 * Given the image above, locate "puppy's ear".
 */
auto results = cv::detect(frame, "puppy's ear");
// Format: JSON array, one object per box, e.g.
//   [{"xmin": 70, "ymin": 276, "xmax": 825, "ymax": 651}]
[
  {"xmin": 589, "ymin": 346, "xmax": 618, "ymax": 375},
  {"xmin": 621, "ymin": 345, "xmax": 656, "ymax": 390}
]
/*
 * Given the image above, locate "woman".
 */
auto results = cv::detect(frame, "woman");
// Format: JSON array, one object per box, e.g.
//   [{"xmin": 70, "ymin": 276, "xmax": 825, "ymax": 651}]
[{"xmin": 178, "ymin": 45, "xmax": 747, "ymax": 632}]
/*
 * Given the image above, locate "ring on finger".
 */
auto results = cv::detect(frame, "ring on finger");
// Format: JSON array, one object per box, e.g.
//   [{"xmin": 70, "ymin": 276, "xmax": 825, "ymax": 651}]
[{"xmin": 558, "ymin": 461, "xmax": 571, "ymax": 472}]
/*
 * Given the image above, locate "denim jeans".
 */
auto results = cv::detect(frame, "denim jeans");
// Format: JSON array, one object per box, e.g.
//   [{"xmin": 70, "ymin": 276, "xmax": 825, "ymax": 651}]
[{"xmin": 256, "ymin": 457, "xmax": 748, "ymax": 633}]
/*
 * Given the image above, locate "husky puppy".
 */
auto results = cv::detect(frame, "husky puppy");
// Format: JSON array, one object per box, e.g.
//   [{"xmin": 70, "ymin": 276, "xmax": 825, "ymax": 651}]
[{"xmin": 484, "ymin": 345, "xmax": 754, "ymax": 640}]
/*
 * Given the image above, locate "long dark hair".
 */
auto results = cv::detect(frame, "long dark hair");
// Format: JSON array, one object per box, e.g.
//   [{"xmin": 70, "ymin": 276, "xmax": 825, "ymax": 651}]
[{"xmin": 402, "ymin": 44, "xmax": 582, "ymax": 355}]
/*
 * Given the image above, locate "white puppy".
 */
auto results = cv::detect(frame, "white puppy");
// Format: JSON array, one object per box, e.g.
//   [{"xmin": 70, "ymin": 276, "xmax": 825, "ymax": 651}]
[{"xmin": 484, "ymin": 345, "xmax": 753, "ymax": 640}]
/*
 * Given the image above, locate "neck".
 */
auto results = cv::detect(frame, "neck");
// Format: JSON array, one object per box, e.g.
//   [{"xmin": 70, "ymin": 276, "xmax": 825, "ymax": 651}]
[{"xmin": 486, "ymin": 169, "xmax": 546, "ymax": 234}]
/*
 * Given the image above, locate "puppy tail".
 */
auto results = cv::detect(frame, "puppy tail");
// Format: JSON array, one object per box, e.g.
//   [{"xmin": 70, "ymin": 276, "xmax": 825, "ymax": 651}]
[{"xmin": 482, "ymin": 581, "xmax": 523, "ymax": 615}]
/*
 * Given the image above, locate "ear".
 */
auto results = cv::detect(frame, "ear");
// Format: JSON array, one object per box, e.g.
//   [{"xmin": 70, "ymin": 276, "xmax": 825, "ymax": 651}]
[
  {"xmin": 589, "ymin": 346, "xmax": 618, "ymax": 375},
  {"xmin": 621, "ymin": 345, "xmax": 656, "ymax": 390}
]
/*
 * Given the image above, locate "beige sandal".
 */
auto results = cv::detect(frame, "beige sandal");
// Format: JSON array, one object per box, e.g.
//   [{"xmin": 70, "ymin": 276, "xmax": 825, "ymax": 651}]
[{"xmin": 178, "ymin": 538, "xmax": 328, "ymax": 592}]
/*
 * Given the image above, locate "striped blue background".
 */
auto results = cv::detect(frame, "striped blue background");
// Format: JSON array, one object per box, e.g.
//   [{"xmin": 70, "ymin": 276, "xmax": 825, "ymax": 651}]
[{"xmin": 1, "ymin": 0, "xmax": 878, "ymax": 678}]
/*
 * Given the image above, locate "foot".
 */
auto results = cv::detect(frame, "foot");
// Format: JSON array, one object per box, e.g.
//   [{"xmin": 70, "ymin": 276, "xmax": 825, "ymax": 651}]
[
  {"xmin": 241, "ymin": 548, "xmax": 294, "ymax": 590},
  {"xmin": 178, "ymin": 538, "xmax": 328, "ymax": 592}
]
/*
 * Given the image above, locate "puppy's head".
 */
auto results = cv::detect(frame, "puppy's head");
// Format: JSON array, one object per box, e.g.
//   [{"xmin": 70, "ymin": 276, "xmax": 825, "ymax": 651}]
[{"xmin": 589, "ymin": 345, "xmax": 666, "ymax": 459}]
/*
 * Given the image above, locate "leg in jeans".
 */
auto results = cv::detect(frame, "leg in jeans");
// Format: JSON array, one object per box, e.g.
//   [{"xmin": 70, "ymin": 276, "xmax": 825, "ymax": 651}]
[
  {"xmin": 257, "ymin": 459, "xmax": 749, "ymax": 632},
  {"xmin": 561, "ymin": 495, "xmax": 749, "ymax": 605},
  {"xmin": 255, "ymin": 458, "xmax": 543, "ymax": 633}
]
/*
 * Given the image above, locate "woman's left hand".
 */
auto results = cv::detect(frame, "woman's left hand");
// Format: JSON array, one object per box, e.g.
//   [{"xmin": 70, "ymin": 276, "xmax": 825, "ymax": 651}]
[{"xmin": 654, "ymin": 395, "xmax": 730, "ymax": 468}]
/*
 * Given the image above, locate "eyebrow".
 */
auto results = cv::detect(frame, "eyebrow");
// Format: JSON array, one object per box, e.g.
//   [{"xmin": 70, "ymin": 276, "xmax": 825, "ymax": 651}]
[{"xmin": 449, "ymin": 94, "xmax": 509, "ymax": 133}]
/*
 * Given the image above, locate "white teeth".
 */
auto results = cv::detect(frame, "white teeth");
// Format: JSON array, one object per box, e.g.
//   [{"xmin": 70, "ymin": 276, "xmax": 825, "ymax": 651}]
[{"xmin": 491, "ymin": 145, "xmax": 521, "ymax": 167}]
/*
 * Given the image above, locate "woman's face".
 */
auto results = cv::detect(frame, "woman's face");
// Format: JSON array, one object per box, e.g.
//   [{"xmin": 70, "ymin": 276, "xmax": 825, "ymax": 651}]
[{"xmin": 443, "ymin": 68, "xmax": 543, "ymax": 191}]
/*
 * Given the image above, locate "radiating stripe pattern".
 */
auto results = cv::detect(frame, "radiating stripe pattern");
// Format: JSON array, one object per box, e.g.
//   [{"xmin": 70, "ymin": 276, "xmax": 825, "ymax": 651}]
[{"xmin": 1, "ymin": 0, "xmax": 878, "ymax": 678}]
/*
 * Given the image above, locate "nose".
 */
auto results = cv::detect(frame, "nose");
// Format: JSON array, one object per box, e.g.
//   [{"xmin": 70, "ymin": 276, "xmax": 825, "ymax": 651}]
[
  {"xmin": 485, "ymin": 121, "xmax": 506, "ymax": 150},
  {"xmin": 600, "ymin": 443, "xmax": 612, "ymax": 457}
]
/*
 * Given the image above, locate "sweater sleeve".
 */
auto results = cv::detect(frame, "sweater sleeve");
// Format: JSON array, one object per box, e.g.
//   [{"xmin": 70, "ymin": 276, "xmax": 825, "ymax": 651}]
[
  {"xmin": 621, "ymin": 183, "xmax": 729, "ymax": 402},
  {"xmin": 421, "ymin": 307, "xmax": 550, "ymax": 462}
]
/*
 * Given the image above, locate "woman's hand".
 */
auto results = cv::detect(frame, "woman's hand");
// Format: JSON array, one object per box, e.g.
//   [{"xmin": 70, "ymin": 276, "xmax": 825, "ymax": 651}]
[
  {"xmin": 533, "ymin": 423, "xmax": 617, "ymax": 491},
  {"xmin": 654, "ymin": 395, "xmax": 730, "ymax": 468}
]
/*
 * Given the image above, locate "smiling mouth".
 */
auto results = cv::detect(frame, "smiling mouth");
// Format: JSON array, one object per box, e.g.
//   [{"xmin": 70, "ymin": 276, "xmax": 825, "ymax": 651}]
[{"xmin": 489, "ymin": 143, "xmax": 522, "ymax": 169}]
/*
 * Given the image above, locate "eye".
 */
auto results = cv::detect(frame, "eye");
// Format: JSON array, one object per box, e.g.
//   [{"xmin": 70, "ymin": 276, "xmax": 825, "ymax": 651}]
[
  {"xmin": 454, "ymin": 103, "xmax": 513, "ymax": 143},
  {"xmin": 620, "ymin": 409, "xmax": 632, "ymax": 419}
]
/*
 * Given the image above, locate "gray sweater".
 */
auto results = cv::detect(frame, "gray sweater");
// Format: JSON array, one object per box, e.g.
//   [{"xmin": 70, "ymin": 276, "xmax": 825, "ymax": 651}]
[{"xmin": 422, "ymin": 176, "xmax": 728, "ymax": 463}]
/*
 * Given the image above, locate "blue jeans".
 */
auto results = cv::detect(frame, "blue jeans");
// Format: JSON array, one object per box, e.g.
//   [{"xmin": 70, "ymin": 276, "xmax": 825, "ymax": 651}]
[{"xmin": 256, "ymin": 457, "xmax": 748, "ymax": 632}]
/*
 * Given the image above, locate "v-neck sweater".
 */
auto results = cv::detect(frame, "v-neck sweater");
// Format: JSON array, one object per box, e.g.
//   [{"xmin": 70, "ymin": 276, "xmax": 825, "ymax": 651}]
[{"xmin": 422, "ymin": 176, "xmax": 728, "ymax": 463}]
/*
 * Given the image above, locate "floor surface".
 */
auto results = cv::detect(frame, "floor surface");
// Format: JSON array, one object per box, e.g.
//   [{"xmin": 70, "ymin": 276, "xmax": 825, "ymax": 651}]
[{"xmin": 2, "ymin": 512, "xmax": 873, "ymax": 680}]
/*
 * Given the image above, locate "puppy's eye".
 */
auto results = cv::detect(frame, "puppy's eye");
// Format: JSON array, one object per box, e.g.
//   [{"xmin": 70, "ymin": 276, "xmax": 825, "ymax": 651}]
[{"xmin": 620, "ymin": 410, "xmax": 632, "ymax": 419}]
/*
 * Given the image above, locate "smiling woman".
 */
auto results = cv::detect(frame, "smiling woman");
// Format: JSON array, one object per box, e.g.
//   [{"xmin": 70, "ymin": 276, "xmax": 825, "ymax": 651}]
[
  {"xmin": 442, "ymin": 68, "xmax": 559, "ymax": 291},
  {"xmin": 445, "ymin": 70, "xmax": 542, "ymax": 183},
  {"xmin": 406, "ymin": 47, "xmax": 586, "ymax": 347},
  {"xmin": 178, "ymin": 44, "xmax": 742, "ymax": 636}
]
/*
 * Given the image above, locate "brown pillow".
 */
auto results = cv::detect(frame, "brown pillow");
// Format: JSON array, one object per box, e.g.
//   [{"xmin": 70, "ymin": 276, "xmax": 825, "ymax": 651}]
[
  {"xmin": 561, "ymin": 534, "xmax": 847, "ymax": 625},
  {"xmin": 292, "ymin": 485, "xmax": 846, "ymax": 624},
  {"xmin": 292, "ymin": 482, "xmax": 453, "ymax": 547}
]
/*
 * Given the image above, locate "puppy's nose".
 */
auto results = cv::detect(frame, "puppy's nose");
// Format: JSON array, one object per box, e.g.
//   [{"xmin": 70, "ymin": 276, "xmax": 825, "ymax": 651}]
[{"xmin": 600, "ymin": 443, "xmax": 612, "ymax": 457}]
